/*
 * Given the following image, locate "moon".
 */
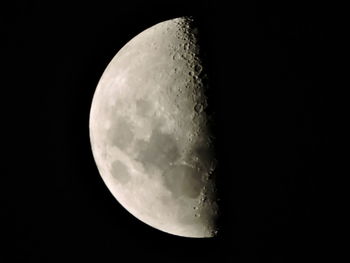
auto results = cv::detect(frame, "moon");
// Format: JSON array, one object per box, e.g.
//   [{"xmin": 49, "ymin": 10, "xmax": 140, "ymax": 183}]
[{"xmin": 89, "ymin": 17, "xmax": 219, "ymax": 238}]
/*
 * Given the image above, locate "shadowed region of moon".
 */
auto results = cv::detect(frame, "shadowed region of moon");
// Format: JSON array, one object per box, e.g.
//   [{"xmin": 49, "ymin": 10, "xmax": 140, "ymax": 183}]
[{"xmin": 89, "ymin": 17, "xmax": 219, "ymax": 238}]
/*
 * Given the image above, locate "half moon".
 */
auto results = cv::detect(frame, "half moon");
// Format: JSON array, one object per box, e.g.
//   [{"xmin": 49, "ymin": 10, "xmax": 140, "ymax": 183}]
[{"xmin": 89, "ymin": 17, "xmax": 218, "ymax": 238}]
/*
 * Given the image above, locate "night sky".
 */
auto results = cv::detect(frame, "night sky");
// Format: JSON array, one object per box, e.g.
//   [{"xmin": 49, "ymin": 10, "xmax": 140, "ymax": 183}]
[{"xmin": 4, "ymin": 1, "xmax": 331, "ymax": 262}]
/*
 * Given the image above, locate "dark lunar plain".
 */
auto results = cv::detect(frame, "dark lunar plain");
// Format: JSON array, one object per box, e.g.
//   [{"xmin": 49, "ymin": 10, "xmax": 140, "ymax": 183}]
[{"xmin": 3, "ymin": 0, "xmax": 332, "ymax": 262}]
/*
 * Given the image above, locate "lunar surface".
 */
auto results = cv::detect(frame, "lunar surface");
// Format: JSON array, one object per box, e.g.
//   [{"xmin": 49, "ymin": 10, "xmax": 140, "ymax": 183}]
[{"xmin": 89, "ymin": 17, "xmax": 218, "ymax": 238}]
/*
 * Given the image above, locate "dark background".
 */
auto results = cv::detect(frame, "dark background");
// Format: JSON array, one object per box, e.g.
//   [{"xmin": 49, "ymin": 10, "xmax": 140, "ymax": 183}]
[{"xmin": 3, "ymin": 0, "xmax": 331, "ymax": 262}]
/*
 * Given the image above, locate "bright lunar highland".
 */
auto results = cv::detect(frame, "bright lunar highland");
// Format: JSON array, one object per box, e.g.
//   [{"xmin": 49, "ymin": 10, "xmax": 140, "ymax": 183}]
[{"xmin": 89, "ymin": 17, "xmax": 219, "ymax": 238}]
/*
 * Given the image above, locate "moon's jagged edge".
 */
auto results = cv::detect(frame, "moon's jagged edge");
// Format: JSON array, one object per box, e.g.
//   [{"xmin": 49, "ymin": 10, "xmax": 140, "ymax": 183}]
[{"xmin": 89, "ymin": 17, "xmax": 219, "ymax": 238}]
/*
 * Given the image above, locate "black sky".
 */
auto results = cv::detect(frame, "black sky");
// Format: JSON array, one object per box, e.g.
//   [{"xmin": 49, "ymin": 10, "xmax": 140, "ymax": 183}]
[{"xmin": 3, "ymin": 1, "xmax": 332, "ymax": 262}]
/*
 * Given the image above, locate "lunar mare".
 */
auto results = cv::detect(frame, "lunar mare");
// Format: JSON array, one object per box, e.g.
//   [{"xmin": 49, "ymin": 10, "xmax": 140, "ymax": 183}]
[{"xmin": 89, "ymin": 17, "xmax": 218, "ymax": 238}]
